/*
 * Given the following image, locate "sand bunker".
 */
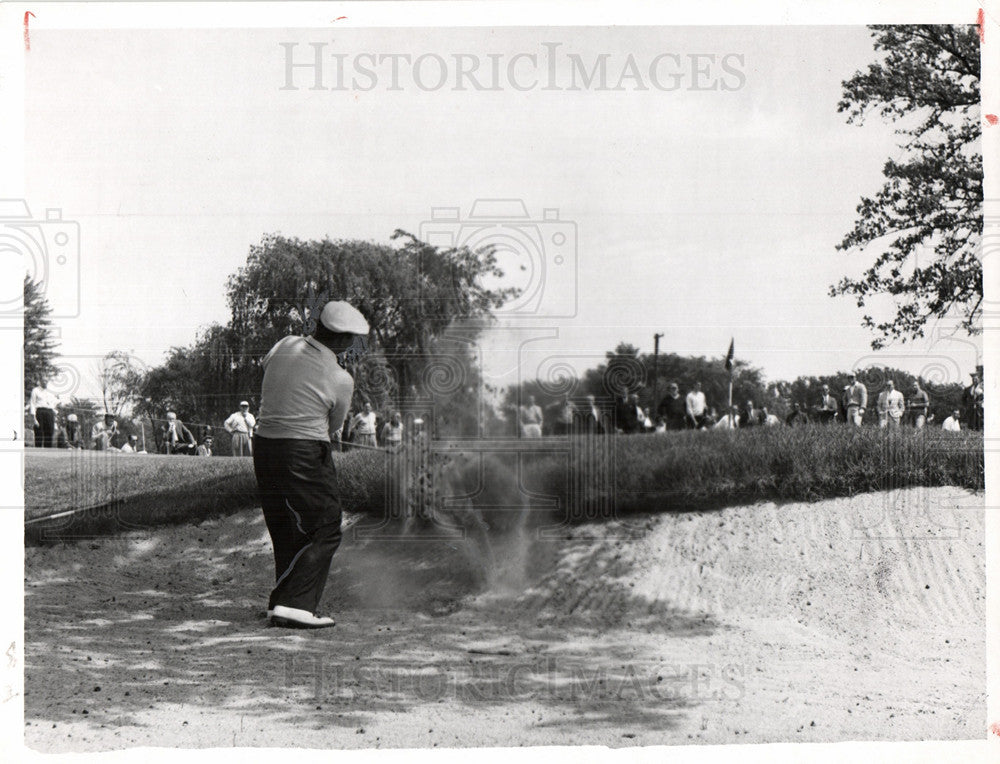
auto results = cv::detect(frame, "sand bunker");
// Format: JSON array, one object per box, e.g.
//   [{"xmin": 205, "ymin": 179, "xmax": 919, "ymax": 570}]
[{"xmin": 24, "ymin": 486, "xmax": 984, "ymax": 750}]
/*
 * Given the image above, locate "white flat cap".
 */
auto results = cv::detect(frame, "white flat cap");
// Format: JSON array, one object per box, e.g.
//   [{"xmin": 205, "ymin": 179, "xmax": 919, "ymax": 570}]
[
  {"xmin": 239, "ymin": 400, "xmax": 250, "ymax": 407},
  {"xmin": 319, "ymin": 301, "xmax": 369, "ymax": 335}
]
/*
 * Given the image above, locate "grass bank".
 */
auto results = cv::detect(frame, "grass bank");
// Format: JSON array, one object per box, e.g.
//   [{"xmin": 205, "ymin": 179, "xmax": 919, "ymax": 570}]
[
  {"xmin": 24, "ymin": 449, "xmax": 382, "ymax": 543},
  {"xmin": 24, "ymin": 425, "xmax": 983, "ymax": 542}
]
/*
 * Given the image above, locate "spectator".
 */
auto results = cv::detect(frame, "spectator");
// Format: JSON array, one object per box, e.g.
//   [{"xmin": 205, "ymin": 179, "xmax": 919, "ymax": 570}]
[
  {"xmin": 224, "ymin": 400, "xmax": 256, "ymax": 456},
  {"xmin": 91, "ymin": 413, "xmax": 119, "ymax": 451},
  {"xmin": 816, "ymin": 384, "xmax": 839, "ymax": 424},
  {"xmin": 381, "ymin": 411, "xmax": 404, "ymax": 451},
  {"xmin": 28, "ymin": 381, "xmax": 59, "ymax": 448},
  {"xmin": 786, "ymin": 402, "xmax": 809, "ymax": 426},
  {"xmin": 160, "ymin": 411, "xmax": 197, "ymax": 454},
  {"xmin": 942, "ymin": 409, "xmax": 962, "ymax": 432},
  {"xmin": 762, "ymin": 407, "xmax": 781, "ymax": 427},
  {"xmin": 338, "ymin": 409, "xmax": 353, "ymax": 451},
  {"xmin": 580, "ymin": 394, "xmax": 605, "ymax": 435},
  {"xmin": 120, "ymin": 434, "xmax": 144, "ymax": 453},
  {"xmin": 630, "ymin": 394, "xmax": 647, "ymax": 432},
  {"xmin": 740, "ymin": 399, "xmax": 759, "ymax": 429},
  {"xmin": 843, "ymin": 373, "xmax": 868, "ymax": 426},
  {"xmin": 877, "ymin": 379, "xmax": 905, "ymax": 428},
  {"xmin": 685, "ymin": 382, "xmax": 708, "ymax": 429},
  {"xmin": 653, "ymin": 416, "xmax": 668, "ymax": 434},
  {"xmin": 641, "ymin": 406, "xmax": 655, "ymax": 432},
  {"xmin": 907, "ymin": 381, "xmax": 930, "ymax": 428},
  {"xmin": 64, "ymin": 413, "xmax": 83, "ymax": 448},
  {"xmin": 963, "ymin": 370, "xmax": 983, "ymax": 431},
  {"xmin": 715, "ymin": 405, "xmax": 741, "ymax": 429},
  {"xmin": 548, "ymin": 396, "xmax": 576, "ymax": 436},
  {"xmin": 518, "ymin": 394, "xmax": 544, "ymax": 438},
  {"xmin": 657, "ymin": 382, "xmax": 688, "ymax": 431},
  {"xmin": 703, "ymin": 407, "xmax": 719, "ymax": 428},
  {"xmin": 196, "ymin": 435, "xmax": 214, "ymax": 457},
  {"xmin": 611, "ymin": 390, "xmax": 635, "ymax": 434},
  {"xmin": 350, "ymin": 402, "xmax": 379, "ymax": 447}
]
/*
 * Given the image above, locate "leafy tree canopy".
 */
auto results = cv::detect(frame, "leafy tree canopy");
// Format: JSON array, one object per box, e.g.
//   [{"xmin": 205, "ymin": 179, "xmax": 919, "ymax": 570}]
[
  {"xmin": 23, "ymin": 276, "xmax": 59, "ymax": 398},
  {"xmin": 832, "ymin": 24, "xmax": 982, "ymax": 348}
]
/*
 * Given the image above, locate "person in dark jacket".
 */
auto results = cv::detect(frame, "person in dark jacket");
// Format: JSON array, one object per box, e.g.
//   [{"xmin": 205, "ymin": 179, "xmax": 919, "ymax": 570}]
[{"xmin": 657, "ymin": 383, "xmax": 687, "ymax": 431}]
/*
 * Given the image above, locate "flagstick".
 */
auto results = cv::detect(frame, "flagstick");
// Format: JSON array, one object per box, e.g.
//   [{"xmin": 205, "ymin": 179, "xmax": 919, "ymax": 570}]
[{"xmin": 728, "ymin": 373, "xmax": 733, "ymax": 426}]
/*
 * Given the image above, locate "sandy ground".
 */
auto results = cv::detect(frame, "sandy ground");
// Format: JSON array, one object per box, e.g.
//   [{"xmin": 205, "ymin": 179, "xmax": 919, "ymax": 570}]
[{"xmin": 24, "ymin": 486, "xmax": 985, "ymax": 751}]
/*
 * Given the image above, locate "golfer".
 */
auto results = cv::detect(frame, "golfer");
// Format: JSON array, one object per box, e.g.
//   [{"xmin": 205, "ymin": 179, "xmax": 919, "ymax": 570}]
[{"xmin": 253, "ymin": 300, "xmax": 369, "ymax": 629}]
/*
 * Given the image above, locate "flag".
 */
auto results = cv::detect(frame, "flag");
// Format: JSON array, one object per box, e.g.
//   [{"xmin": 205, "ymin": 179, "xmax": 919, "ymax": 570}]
[{"xmin": 724, "ymin": 338, "xmax": 735, "ymax": 372}]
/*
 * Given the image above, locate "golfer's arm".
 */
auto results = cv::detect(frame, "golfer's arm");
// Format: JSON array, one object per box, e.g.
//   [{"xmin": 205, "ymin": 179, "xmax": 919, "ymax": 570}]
[{"xmin": 327, "ymin": 379, "xmax": 354, "ymax": 443}]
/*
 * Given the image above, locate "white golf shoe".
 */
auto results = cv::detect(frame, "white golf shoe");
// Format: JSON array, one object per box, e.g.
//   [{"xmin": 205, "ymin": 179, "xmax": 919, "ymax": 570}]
[{"xmin": 269, "ymin": 605, "xmax": 335, "ymax": 629}]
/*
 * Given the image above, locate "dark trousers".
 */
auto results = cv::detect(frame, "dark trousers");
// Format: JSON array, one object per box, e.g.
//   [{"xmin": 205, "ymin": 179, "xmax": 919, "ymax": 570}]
[
  {"xmin": 253, "ymin": 436, "xmax": 342, "ymax": 613},
  {"xmin": 35, "ymin": 408, "xmax": 56, "ymax": 447}
]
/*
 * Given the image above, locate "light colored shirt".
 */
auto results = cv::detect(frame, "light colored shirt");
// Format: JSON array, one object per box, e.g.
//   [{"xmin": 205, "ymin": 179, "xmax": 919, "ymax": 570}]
[
  {"xmin": 29, "ymin": 386, "xmax": 58, "ymax": 414},
  {"xmin": 714, "ymin": 414, "xmax": 739, "ymax": 429},
  {"xmin": 255, "ymin": 335, "xmax": 355, "ymax": 442},
  {"xmin": 878, "ymin": 389, "xmax": 905, "ymax": 416},
  {"xmin": 351, "ymin": 411, "xmax": 378, "ymax": 435},
  {"xmin": 520, "ymin": 404, "xmax": 543, "ymax": 426},
  {"xmin": 942, "ymin": 416, "xmax": 961, "ymax": 432},
  {"xmin": 764, "ymin": 414, "xmax": 781, "ymax": 427},
  {"xmin": 224, "ymin": 411, "xmax": 256, "ymax": 434},
  {"xmin": 685, "ymin": 391, "xmax": 707, "ymax": 418}
]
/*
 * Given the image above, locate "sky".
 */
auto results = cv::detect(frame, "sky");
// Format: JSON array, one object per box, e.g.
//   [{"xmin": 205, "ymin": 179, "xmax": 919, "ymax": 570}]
[{"xmin": 17, "ymin": 24, "xmax": 984, "ymax": 403}]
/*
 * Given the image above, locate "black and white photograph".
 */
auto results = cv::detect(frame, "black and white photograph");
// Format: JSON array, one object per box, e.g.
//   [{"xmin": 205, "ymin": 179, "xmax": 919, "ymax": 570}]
[{"xmin": 1, "ymin": 1, "xmax": 997, "ymax": 760}]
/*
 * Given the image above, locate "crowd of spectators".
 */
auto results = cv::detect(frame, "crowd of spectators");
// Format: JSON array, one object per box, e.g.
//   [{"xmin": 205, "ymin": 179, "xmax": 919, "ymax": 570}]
[
  {"xmin": 512, "ymin": 369, "xmax": 985, "ymax": 437},
  {"xmin": 25, "ymin": 366, "xmax": 986, "ymax": 454}
]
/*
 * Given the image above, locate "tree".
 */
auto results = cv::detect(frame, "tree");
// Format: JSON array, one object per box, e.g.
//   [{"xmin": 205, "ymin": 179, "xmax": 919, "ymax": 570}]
[
  {"xmin": 137, "ymin": 325, "xmax": 239, "ymax": 424},
  {"xmin": 223, "ymin": 231, "xmax": 514, "ymax": 427},
  {"xmin": 831, "ymin": 25, "xmax": 982, "ymax": 349},
  {"xmin": 23, "ymin": 276, "xmax": 59, "ymax": 398},
  {"xmin": 94, "ymin": 351, "xmax": 147, "ymax": 417}
]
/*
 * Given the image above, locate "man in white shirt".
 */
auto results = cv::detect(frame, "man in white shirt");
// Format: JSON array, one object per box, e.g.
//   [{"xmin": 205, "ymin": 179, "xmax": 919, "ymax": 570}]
[
  {"xmin": 685, "ymin": 381, "xmax": 708, "ymax": 429},
  {"xmin": 224, "ymin": 401, "xmax": 256, "ymax": 456},
  {"xmin": 120, "ymin": 434, "xmax": 141, "ymax": 453},
  {"xmin": 519, "ymin": 395, "xmax": 544, "ymax": 438},
  {"xmin": 350, "ymin": 402, "xmax": 379, "ymax": 447},
  {"xmin": 877, "ymin": 379, "xmax": 905, "ymax": 428},
  {"xmin": 942, "ymin": 410, "xmax": 962, "ymax": 432},
  {"xmin": 29, "ymin": 382, "xmax": 59, "ymax": 448},
  {"xmin": 253, "ymin": 300, "xmax": 368, "ymax": 629},
  {"xmin": 714, "ymin": 406, "xmax": 741, "ymax": 429}
]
